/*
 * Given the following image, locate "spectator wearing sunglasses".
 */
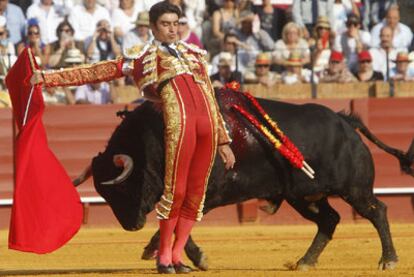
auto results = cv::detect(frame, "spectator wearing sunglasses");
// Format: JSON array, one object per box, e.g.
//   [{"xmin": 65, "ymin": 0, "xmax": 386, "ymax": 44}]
[
  {"xmin": 26, "ymin": 0, "xmax": 66, "ymax": 44},
  {"xmin": 84, "ymin": 19, "xmax": 121, "ymax": 64},
  {"xmin": 48, "ymin": 20, "xmax": 84, "ymax": 68},
  {"xmin": 335, "ymin": 14, "xmax": 371, "ymax": 72},
  {"xmin": 17, "ymin": 18, "xmax": 50, "ymax": 66},
  {"xmin": 244, "ymin": 52, "xmax": 279, "ymax": 87},
  {"xmin": 354, "ymin": 50, "xmax": 383, "ymax": 81},
  {"xmin": 320, "ymin": 50, "xmax": 357, "ymax": 83}
]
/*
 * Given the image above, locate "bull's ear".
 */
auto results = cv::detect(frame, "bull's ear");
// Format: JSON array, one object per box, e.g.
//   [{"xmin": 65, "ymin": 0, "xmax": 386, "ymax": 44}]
[{"xmin": 101, "ymin": 154, "xmax": 134, "ymax": 185}]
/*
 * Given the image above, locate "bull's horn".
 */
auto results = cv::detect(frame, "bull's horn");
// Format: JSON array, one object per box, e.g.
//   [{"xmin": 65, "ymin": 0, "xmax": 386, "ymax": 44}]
[
  {"xmin": 72, "ymin": 164, "xmax": 92, "ymax": 187},
  {"xmin": 101, "ymin": 154, "xmax": 134, "ymax": 185}
]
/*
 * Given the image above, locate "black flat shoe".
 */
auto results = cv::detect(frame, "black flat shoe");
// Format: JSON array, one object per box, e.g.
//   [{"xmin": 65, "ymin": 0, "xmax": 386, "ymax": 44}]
[
  {"xmin": 173, "ymin": 262, "xmax": 192, "ymax": 274},
  {"xmin": 156, "ymin": 263, "xmax": 176, "ymax": 274}
]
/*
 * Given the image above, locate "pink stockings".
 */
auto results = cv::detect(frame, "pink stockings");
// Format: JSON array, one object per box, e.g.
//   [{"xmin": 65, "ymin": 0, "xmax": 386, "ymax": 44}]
[{"xmin": 158, "ymin": 216, "xmax": 196, "ymax": 265}]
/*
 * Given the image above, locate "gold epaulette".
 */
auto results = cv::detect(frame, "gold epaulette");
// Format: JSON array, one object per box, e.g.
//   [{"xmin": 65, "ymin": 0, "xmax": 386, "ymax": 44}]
[
  {"xmin": 177, "ymin": 41, "xmax": 207, "ymax": 56},
  {"xmin": 123, "ymin": 43, "xmax": 157, "ymax": 60}
]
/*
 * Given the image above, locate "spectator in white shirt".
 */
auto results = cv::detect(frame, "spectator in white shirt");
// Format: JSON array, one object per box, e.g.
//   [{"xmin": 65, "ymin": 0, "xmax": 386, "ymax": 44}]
[
  {"xmin": 68, "ymin": 0, "xmax": 111, "ymax": 42},
  {"xmin": 112, "ymin": 0, "xmax": 139, "ymax": 43},
  {"xmin": 75, "ymin": 82, "xmax": 112, "ymax": 104},
  {"xmin": 370, "ymin": 4, "xmax": 412, "ymax": 51},
  {"xmin": 26, "ymin": 0, "xmax": 65, "ymax": 44},
  {"xmin": 85, "ymin": 19, "xmax": 121, "ymax": 63},
  {"xmin": 369, "ymin": 25, "xmax": 397, "ymax": 80},
  {"xmin": 335, "ymin": 13, "xmax": 371, "ymax": 72}
]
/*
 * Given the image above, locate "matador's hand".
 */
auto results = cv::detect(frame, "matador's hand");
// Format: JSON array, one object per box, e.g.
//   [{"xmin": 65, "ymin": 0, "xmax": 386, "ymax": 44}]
[
  {"xmin": 30, "ymin": 70, "xmax": 44, "ymax": 85},
  {"xmin": 218, "ymin": 144, "xmax": 235, "ymax": 170}
]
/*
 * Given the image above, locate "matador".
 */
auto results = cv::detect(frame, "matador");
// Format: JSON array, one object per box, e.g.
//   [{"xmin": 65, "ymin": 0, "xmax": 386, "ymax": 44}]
[{"xmin": 31, "ymin": 1, "xmax": 236, "ymax": 274}]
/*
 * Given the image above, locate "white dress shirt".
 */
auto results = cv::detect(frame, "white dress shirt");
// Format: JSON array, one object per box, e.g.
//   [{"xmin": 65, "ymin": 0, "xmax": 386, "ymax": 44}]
[{"xmin": 370, "ymin": 22, "xmax": 413, "ymax": 51}]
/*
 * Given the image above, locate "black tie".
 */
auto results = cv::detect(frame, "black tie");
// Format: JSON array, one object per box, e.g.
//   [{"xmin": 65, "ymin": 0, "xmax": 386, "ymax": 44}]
[{"xmin": 161, "ymin": 42, "xmax": 179, "ymax": 58}]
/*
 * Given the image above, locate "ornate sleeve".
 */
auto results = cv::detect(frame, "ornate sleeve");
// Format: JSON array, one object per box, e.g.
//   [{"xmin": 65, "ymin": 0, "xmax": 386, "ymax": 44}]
[{"xmin": 42, "ymin": 57, "xmax": 125, "ymax": 88}]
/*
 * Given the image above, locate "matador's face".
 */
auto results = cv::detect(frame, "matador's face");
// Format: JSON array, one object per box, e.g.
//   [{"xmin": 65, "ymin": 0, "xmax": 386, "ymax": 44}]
[{"xmin": 151, "ymin": 12, "xmax": 179, "ymax": 44}]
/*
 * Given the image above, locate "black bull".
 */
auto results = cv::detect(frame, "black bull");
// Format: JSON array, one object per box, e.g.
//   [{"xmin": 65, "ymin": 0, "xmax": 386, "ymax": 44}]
[{"xmin": 88, "ymin": 88, "xmax": 414, "ymax": 270}]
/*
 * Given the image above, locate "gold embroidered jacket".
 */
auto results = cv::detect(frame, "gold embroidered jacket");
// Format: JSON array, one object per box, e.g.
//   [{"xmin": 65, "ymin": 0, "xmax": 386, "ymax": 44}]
[{"xmin": 42, "ymin": 41, "xmax": 231, "ymax": 145}]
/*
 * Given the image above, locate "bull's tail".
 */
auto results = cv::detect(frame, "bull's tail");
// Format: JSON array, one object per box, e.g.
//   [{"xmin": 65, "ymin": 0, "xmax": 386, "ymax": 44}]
[{"xmin": 338, "ymin": 111, "xmax": 414, "ymax": 177}]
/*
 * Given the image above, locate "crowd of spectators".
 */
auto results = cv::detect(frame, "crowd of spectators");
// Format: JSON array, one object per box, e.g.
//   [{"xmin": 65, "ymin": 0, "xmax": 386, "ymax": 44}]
[{"xmin": 1, "ymin": 0, "xmax": 414, "ymax": 106}]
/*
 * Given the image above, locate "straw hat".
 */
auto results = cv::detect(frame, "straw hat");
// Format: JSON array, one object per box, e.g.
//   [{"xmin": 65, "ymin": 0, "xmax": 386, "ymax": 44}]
[
  {"xmin": 64, "ymin": 48, "xmax": 84, "ymax": 64},
  {"xmin": 285, "ymin": 52, "xmax": 303, "ymax": 67},
  {"xmin": 255, "ymin": 52, "xmax": 271, "ymax": 66},
  {"xmin": 315, "ymin": 16, "xmax": 331, "ymax": 29},
  {"xmin": 392, "ymin": 52, "xmax": 412, "ymax": 63},
  {"xmin": 135, "ymin": 11, "xmax": 149, "ymax": 26}
]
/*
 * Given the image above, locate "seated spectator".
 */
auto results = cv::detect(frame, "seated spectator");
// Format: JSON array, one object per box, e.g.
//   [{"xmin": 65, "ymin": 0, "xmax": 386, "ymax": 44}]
[
  {"xmin": 122, "ymin": 11, "xmax": 152, "ymax": 53},
  {"xmin": 0, "ymin": 0, "xmax": 26, "ymax": 45},
  {"xmin": 320, "ymin": 50, "xmax": 357, "ymax": 83},
  {"xmin": 390, "ymin": 52, "xmax": 414, "ymax": 81},
  {"xmin": 48, "ymin": 20, "xmax": 84, "ymax": 69},
  {"xmin": 112, "ymin": 0, "xmax": 139, "ymax": 43},
  {"xmin": 85, "ymin": 19, "xmax": 121, "ymax": 63},
  {"xmin": 178, "ymin": 16, "xmax": 202, "ymax": 49},
  {"xmin": 311, "ymin": 16, "xmax": 334, "ymax": 75},
  {"xmin": 331, "ymin": 0, "xmax": 360, "ymax": 35},
  {"xmin": 75, "ymin": 82, "xmax": 112, "ymax": 104},
  {"xmin": 42, "ymin": 87, "xmax": 75, "ymax": 105},
  {"xmin": 245, "ymin": 52, "xmax": 279, "ymax": 87},
  {"xmin": 17, "ymin": 19, "xmax": 50, "ymax": 67},
  {"xmin": 281, "ymin": 51, "xmax": 312, "ymax": 84},
  {"xmin": 26, "ymin": 0, "xmax": 66, "ymax": 44},
  {"xmin": 68, "ymin": 0, "xmax": 111, "ymax": 42},
  {"xmin": 210, "ymin": 32, "xmax": 250, "ymax": 75},
  {"xmin": 354, "ymin": 50, "xmax": 384, "ymax": 81},
  {"xmin": 210, "ymin": 52, "xmax": 242, "ymax": 88},
  {"xmin": 335, "ymin": 14, "xmax": 371, "ymax": 72},
  {"xmin": 370, "ymin": 4, "xmax": 412, "ymax": 51},
  {"xmin": 272, "ymin": 22, "xmax": 310, "ymax": 68},
  {"xmin": 0, "ymin": 16, "xmax": 16, "ymax": 79},
  {"xmin": 363, "ymin": 0, "xmax": 396, "ymax": 30},
  {"xmin": 369, "ymin": 25, "xmax": 397, "ymax": 80}
]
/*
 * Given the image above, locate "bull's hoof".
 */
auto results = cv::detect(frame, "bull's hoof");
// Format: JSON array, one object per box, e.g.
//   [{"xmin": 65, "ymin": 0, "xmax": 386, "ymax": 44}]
[
  {"xmin": 295, "ymin": 262, "xmax": 315, "ymax": 271},
  {"xmin": 141, "ymin": 248, "xmax": 157, "ymax": 260},
  {"xmin": 284, "ymin": 259, "xmax": 316, "ymax": 271},
  {"xmin": 378, "ymin": 260, "xmax": 398, "ymax": 270},
  {"xmin": 194, "ymin": 252, "xmax": 209, "ymax": 271}
]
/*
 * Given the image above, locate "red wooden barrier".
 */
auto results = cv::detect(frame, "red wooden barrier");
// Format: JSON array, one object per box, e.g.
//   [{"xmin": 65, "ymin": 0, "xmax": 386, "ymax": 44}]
[{"xmin": 1, "ymin": 98, "xmax": 414, "ymax": 228}]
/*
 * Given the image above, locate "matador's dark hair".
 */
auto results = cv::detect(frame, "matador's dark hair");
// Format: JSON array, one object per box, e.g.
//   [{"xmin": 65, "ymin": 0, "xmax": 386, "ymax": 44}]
[{"xmin": 149, "ymin": 1, "xmax": 182, "ymax": 25}]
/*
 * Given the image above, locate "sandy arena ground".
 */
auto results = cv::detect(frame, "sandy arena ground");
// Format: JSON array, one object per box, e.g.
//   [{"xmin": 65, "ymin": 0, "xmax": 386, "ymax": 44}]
[{"xmin": 1, "ymin": 223, "xmax": 414, "ymax": 276}]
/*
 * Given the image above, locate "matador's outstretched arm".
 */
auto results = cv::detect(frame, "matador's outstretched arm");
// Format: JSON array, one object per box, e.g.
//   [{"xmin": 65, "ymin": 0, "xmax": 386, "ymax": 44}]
[{"xmin": 36, "ymin": 57, "xmax": 126, "ymax": 87}]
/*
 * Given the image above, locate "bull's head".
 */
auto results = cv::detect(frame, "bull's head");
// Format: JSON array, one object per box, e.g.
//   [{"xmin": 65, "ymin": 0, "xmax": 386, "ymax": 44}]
[{"xmin": 92, "ymin": 102, "xmax": 165, "ymax": 231}]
